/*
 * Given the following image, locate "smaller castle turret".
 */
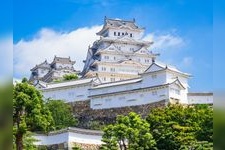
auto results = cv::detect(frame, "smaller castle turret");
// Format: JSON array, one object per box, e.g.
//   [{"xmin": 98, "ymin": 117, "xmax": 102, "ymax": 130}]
[{"xmin": 29, "ymin": 56, "xmax": 80, "ymax": 83}]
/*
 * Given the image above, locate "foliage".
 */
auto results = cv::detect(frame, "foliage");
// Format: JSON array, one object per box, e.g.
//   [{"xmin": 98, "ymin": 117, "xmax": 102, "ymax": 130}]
[
  {"xmin": 214, "ymin": 108, "xmax": 225, "ymax": 150},
  {"xmin": 13, "ymin": 132, "xmax": 38, "ymax": 150},
  {"xmin": 101, "ymin": 104, "xmax": 213, "ymax": 150},
  {"xmin": 72, "ymin": 143, "xmax": 82, "ymax": 150},
  {"xmin": 146, "ymin": 104, "xmax": 213, "ymax": 150},
  {"xmin": 13, "ymin": 81, "xmax": 54, "ymax": 150},
  {"xmin": 100, "ymin": 112, "xmax": 156, "ymax": 150},
  {"xmin": 46, "ymin": 100, "xmax": 78, "ymax": 130},
  {"xmin": 87, "ymin": 120, "xmax": 106, "ymax": 130},
  {"xmin": 63, "ymin": 73, "xmax": 79, "ymax": 81},
  {"xmin": 0, "ymin": 83, "xmax": 12, "ymax": 150}
]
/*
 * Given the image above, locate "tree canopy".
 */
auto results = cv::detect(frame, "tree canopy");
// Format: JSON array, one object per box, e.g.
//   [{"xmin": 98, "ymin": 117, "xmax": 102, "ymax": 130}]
[
  {"xmin": 146, "ymin": 104, "xmax": 213, "ymax": 150},
  {"xmin": 101, "ymin": 104, "xmax": 213, "ymax": 150},
  {"xmin": 100, "ymin": 112, "xmax": 156, "ymax": 150},
  {"xmin": 63, "ymin": 73, "xmax": 79, "ymax": 81},
  {"xmin": 13, "ymin": 81, "xmax": 54, "ymax": 150},
  {"xmin": 46, "ymin": 99, "xmax": 78, "ymax": 130}
]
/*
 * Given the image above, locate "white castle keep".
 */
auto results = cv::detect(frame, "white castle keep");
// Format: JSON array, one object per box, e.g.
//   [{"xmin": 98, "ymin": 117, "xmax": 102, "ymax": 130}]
[
  {"xmin": 33, "ymin": 17, "xmax": 213, "ymax": 109},
  {"xmin": 81, "ymin": 17, "xmax": 159, "ymax": 83}
]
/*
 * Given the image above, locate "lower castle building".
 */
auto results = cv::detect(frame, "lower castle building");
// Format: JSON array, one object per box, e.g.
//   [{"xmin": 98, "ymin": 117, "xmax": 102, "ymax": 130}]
[
  {"xmin": 36, "ymin": 60, "xmax": 213, "ymax": 110},
  {"xmin": 30, "ymin": 56, "xmax": 80, "ymax": 83}
]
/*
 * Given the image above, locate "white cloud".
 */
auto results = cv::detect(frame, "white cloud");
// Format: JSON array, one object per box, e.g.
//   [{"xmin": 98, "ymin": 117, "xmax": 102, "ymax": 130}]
[
  {"xmin": 14, "ymin": 25, "xmax": 102, "ymax": 79},
  {"xmin": 0, "ymin": 35, "xmax": 13, "ymax": 83},
  {"xmin": 14, "ymin": 26, "xmax": 187, "ymax": 79},
  {"xmin": 143, "ymin": 32, "xmax": 185, "ymax": 51},
  {"xmin": 181, "ymin": 57, "xmax": 193, "ymax": 67}
]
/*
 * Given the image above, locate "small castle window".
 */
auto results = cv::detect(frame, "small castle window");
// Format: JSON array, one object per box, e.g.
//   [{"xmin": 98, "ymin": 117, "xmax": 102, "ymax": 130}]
[
  {"xmin": 110, "ymin": 78, "xmax": 115, "ymax": 82},
  {"xmin": 114, "ymin": 56, "xmax": 116, "ymax": 60},
  {"xmin": 104, "ymin": 55, "xmax": 109, "ymax": 59},
  {"xmin": 118, "ymin": 32, "xmax": 120, "ymax": 36},
  {"xmin": 130, "ymin": 33, "xmax": 133, "ymax": 37},
  {"xmin": 152, "ymin": 91, "xmax": 157, "ymax": 96},
  {"xmin": 152, "ymin": 74, "xmax": 157, "ymax": 79},
  {"xmin": 105, "ymin": 99, "xmax": 111, "ymax": 102},
  {"xmin": 102, "ymin": 67, "xmax": 106, "ymax": 71},
  {"xmin": 110, "ymin": 68, "xmax": 115, "ymax": 72},
  {"xmin": 119, "ymin": 96, "xmax": 125, "ymax": 100},
  {"xmin": 114, "ymin": 32, "xmax": 116, "ymax": 36},
  {"xmin": 122, "ymin": 32, "xmax": 124, "ymax": 35}
]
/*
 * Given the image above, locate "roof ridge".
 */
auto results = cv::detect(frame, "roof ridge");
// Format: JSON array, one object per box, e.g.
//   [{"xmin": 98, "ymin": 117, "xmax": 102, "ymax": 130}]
[{"xmin": 106, "ymin": 18, "xmax": 135, "ymax": 23}]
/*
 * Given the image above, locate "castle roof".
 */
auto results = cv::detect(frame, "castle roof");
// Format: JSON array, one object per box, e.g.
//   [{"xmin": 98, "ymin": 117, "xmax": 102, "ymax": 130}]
[
  {"xmin": 39, "ymin": 77, "xmax": 99, "ymax": 90},
  {"xmin": 96, "ymin": 17, "xmax": 144, "ymax": 35},
  {"xmin": 30, "ymin": 60, "xmax": 50, "ymax": 71},
  {"xmin": 89, "ymin": 78, "xmax": 186, "ymax": 97},
  {"xmin": 90, "ymin": 77, "xmax": 142, "ymax": 89},
  {"xmin": 143, "ymin": 61, "xmax": 191, "ymax": 77},
  {"xmin": 51, "ymin": 56, "xmax": 75, "ymax": 65},
  {"xmin": 99, "ymin": 36, "xmax": 151, "ymax": 46},
  {"xmin": 105, "ymin": 18, "xmax": 138, "ymax": 29}
]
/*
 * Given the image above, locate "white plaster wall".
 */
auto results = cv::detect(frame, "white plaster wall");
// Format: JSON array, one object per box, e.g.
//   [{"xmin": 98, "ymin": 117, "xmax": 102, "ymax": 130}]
[
  {"xmin": 168, "ymin": 84, "xmax": 187, "ymax": 103},
  {"xmin": 42, "ymin": 85, "xmax": 90, "ymax": 102},
  {"xmin": 68, "ymin": 132, "xmax": 102, "ymax": 145},
  {"xmin": 188, "ymin": 94, "xmax": 213, "ymax": 104},
  {"xmin": 108, "ymin": 28, "xmax": 143, "ymax": 39},
  {"xmin": 34, "ymin": 132, "xmax": 69, "ymax": 146},
  {"xmin": 56, "ymin": 63, "xmax": 73, "ymax": 69},
  {"xmin": 34, "ymin": 130, "xmax": 102, "ymax": 149},
  {"xmin": 38, "ymin": 69, "xmax": 49, "ymax": 78},
  {"xmin": 141, "ymin": 72, "xmax": 167, "ymax": 87},
  {"xmin": 89, "ymin": 82, "xmax": 142, "ymax": 96},
  {"xmin": 90, "ymin": 87, "xmax": 168, "ymax": 109}
]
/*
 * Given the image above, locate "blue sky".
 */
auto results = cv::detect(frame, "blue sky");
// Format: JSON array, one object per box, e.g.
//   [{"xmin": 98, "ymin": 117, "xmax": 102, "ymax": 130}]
[{"xmin": 11, "ymin": 0, "xmax": 215, "ymax": 92}]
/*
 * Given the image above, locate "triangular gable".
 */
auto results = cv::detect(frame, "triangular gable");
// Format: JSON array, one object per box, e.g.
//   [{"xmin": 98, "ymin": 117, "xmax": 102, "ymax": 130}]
[
  {"xmin": 116, "ymin": 36, "xmax": 137, "ymax": 43},
  {"xmin": 96, "ymin": 43, "xmax": 122, "ymax": 54},
  {"xmin": 118, "ymin": 25, "xmax": 134, "ymax": 30},
  {"xmin": 134, "ymin": 47, "xmax": 150, "ymax": 55},
  {"xmin": 119, "ymin": 60, "xmax": 143, "ymax": 67},
  {"xmin": 34, "ymin": 80, "xmax": 47, "ymax": 89},
  {"xmin": 92, "ymin": 76, "xmax": 102, "ymax": 85},
  {"xmin": 170, "ymin": 78, "xmax": 186, "ymax": 90},
  {"xmin": 144, "ymin": 62, "xmax": 164, "ymax": 73}
]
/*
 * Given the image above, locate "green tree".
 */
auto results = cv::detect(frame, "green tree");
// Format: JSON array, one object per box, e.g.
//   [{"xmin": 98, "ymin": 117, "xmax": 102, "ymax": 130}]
[
  {"xmin": 100, "ymin": 112, "xmax": 156, "ymax": 150},
  {"xmin": 72, "ymin": 143, "xmax": 82, "ymax": 150},
  {"xmin": 63, "ymin": 73, "xmax": 79, "ymax": 81},
  {"xmin": 46, "ymin": 100, "xmax": 78, "ymax": 130},
  {"xmin": 146, "ymin": 104, "xmax": 213, "ymax": 150},
  {"xmin": 13, "ymin": 131, "xmax": 38, "ymax": 150},
  {"xmin": 13, "ymin": 82, "xmax": 54, "ymax": 150}
]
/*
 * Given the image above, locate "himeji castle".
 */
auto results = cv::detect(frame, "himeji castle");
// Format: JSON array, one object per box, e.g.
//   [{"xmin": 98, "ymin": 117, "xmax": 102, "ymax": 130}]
[
  {"xmin": 81, "ymin": 17, "xmax": 159, "ymax": 83},
  {"xmin": 32, "ymin": 17, "xmax": 213, "ymax": 149},
  {"xmin": 33, "ymin": 17, "xmax": 213, "ymax": 109}
]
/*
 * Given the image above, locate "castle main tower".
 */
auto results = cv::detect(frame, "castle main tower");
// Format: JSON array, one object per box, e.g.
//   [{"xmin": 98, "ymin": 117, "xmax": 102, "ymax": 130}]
[{"xmin": 82, "ymin": 17, "xmax": 158, "ymax": 83}]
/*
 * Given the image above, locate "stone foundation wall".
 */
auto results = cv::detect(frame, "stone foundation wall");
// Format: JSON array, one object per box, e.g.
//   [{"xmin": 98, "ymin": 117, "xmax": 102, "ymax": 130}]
[
  {"xmin": 69, "ymin": 100, "xmax": 166, "ymax": 129},
  {"xmin": 71, "ymin": 142, "xmax": 100, "ymax": 150}
]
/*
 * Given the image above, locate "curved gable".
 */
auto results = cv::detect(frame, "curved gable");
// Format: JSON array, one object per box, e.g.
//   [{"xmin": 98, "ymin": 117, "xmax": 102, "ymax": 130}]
[
  {"xmin": 144, "ymin": 63, "xmax": 164, "ymax": 73},
  {"xmin": 119, "ymin": 60, "xmax": 144, "ymax": 67}
]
